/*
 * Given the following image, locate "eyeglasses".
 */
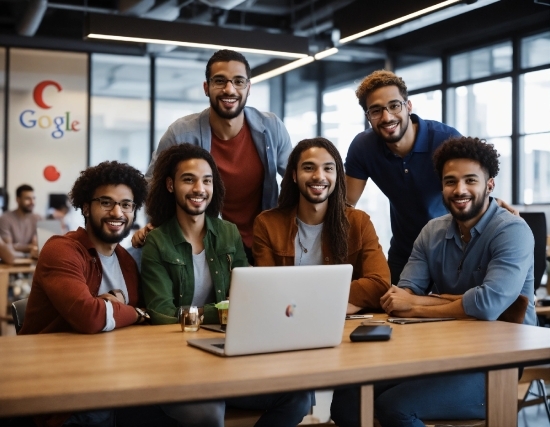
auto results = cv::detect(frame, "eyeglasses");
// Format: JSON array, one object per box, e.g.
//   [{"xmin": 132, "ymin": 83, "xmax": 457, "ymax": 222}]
[
  {"xmin": 366, "ymin": 101, "xmax": 407, "ymax": 120},
  {"xmin": 209, "ymin": 76, "xmax": 250, "ymax": 90},
  {"xmin": 91, "ymin": 197, "xmax": 136, "ymax": 213}
]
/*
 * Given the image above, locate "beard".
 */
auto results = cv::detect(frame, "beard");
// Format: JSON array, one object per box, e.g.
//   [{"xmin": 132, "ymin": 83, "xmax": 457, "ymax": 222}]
[
  {"xmin": 442, "ymin": 188, "xmax": 489, "ymax": 222},
  {"xmin": 208, "ymin": 91, "xmax": 248, "ymax": 120},
  {"xmin": 375, "ymin": 114, "xmax": 410, "ymax": 144},
  {"xmin": 89, "ymin": 216, "xmax": 133, "ymax": 244},
  {"xmin": 298, "ymin": 181, "xmax": 333, "ymax": 205}
]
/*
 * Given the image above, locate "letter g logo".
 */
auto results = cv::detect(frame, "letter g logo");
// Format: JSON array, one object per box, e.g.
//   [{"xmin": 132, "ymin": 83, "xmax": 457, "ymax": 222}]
[{"xmin": 33, "ymin": 80, "xmax": 62, "ymax": 109}]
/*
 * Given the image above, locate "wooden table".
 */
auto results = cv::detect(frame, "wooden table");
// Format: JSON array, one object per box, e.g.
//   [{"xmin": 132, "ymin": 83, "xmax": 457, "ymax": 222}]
[
  {"xmin": 1, "ymin": 319, "xmax": 549, "ymax": 427},
  {"xmin": 0, "ymin": 262, "xmax": 35, "ymax": 334}
]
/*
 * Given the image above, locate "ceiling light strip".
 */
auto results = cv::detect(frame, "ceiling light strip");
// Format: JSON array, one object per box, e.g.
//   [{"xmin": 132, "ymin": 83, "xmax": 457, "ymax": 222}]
[
  {"xmin": 251, "ymin": 57, "xmax": 315, "ymax": 84},
  {"xmin": 314, "ymin": 48, "xmax": 339, "ymax": 60},
  {"xmin": 339, "ymin": 0, "xmax": 461, "ymax": 45},
  {"xmin": 87, "ymin": 34, "xmax": 309, "ymax": 59}
]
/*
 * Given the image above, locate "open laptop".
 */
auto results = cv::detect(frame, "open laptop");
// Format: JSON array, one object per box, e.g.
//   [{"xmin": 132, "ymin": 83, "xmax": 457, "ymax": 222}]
[
  {"xmin": 36, "ymin": 220, "xmax": 64, "ymax": 253},
  {"xmin": 187, "ymin": 264, "xmax": 352, "ymax": 357}
]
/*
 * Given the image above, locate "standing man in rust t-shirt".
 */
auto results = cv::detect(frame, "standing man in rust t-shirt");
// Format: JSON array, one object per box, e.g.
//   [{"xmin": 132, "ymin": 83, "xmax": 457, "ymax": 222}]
[{"xmin": 139, "ymin": 49, "xmax": 292, "ymax": 263}]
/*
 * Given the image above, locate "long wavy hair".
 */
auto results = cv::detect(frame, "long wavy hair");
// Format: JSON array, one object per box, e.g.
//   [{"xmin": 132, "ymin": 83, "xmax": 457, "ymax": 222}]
[
  {"xmin": 279, "ymin": 137, "xmax": 350, "ymax": 264},
  {"xmin": 146, "ymin": 144, "xmax": 225, "ymax": 227}
]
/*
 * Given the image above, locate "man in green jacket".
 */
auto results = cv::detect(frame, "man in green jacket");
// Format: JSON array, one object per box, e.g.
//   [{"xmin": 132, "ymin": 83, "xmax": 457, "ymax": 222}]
[{"xmin": 141, "ymin": 143, "xmax": 311, "ymax": 427}]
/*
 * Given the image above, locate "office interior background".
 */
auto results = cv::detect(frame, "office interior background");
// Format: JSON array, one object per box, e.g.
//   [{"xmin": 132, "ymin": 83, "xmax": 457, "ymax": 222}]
[{"xmin": 0, "ymin": 0, "xmax": 549, "ymax": 255}]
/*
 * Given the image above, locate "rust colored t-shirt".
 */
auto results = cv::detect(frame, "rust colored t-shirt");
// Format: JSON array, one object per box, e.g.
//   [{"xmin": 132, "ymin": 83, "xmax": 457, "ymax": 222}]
[{"xmin": 210, "ymin": 121, "xmax": 264, "ymax": 248}]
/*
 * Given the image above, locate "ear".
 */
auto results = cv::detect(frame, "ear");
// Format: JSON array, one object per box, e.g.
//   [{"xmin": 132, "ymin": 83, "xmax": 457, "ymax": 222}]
[
  {"xmin": 406, "ymin": 99, "xmax": 413, "ymax": 114},
  {"xmin": 292, "ymin": 170, "xmax": 297, "ymax": 183},
  {"xmin": 203, "ymin": 81, "xmax": 209, "ymax": 97},
  {"xmin": 487, "ymin": 177, "xmax": 495, "ymax": 193},
  {"xmin": 166, "ymin": 177, "xmax": 174, "ymax": 192},
  {"xmin": 82, "ymin": 203, "xmax": 89, "ymax": 217}
]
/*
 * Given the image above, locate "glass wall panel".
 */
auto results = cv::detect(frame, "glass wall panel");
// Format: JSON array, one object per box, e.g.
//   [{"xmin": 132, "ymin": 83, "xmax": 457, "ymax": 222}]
[
  {"xmin": 486, "ymin": 137, "xmax": 512, "ymax": 203},
  {"xmin": 446, "ymin": 77, "xmax": 512, "ymax": 138},
  {"xmin": 520, "ymin": 69, "xmax": 550, "ymax": 134},
  {"xmin": 90, "ymin": 54, "xmax": 150, "ymax": 171},
  {"xmin": 521, "ymin": 30, "xmax": 550, "ymax": 69},
  {"xmin": 395, "ymin": 59, "xmax": 442, "ymax": 91},
  {"xmin": 320, "ymin": 83, "xmax": 391, "ymax": 255},
  {"xmin": 449, "ymin": 42, "xmax": 512, "ymax": 83},
  {"xmin": 155, "ymin": 57, "xmax": 208, "ymax": 147},
  {"xmin": 0, "ymin": 48, "xmax": 5, "ymax": 197},
  {"xmin": 284, "ymin": 69, "xmax": 317, "ymax": 145},
  {"xmin": 409, "ymin": 90, "xmax": 442, "ymax": 122},
  {"xmin": 522, "ymin": 134, "xmax": 550, "ymax": 204}
]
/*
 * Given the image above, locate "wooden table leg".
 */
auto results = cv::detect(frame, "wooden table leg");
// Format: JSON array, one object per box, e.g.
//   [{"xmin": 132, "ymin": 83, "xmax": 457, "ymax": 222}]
[
  {"xmin": 486, "ymin": 368, "xmax": 518, "ymax": 427},
  {"xmin": 0, "ymin": 270, "xmax": 10, "ymax": 335},
  {"xmin": 360, "ymin": 384, "xmax": 374, "ymax": 427}
]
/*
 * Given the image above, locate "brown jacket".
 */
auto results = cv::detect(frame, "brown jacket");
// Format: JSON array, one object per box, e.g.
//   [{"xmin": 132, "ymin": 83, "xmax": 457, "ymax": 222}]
[{"xmin": 253, "ymin": 206, "xmax": 390, "ymax": 310}]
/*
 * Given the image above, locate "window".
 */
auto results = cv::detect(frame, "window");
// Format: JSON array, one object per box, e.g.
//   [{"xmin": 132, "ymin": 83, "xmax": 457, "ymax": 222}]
[
  {"xmin": 396, "ymin": 59, "xmax": 442, "ymax": 91},
  {"xmin": 90, "ymin": 54, "xmax": 150, "ymax": 171},
  {"xmin": 284, "ymin": 69, "xmax": 317, "ymax": 145},
  {"xmin": 520, "ymin": 68, "xmax": 550, "ymax": 204},
  {"xmin": 409, "ymin": 91, "xmax": 442, "ymax": 122},
  {"xmin": 0, "ymin": 48, "xmax": 5, "ymax": 194},
  {"xmin": 521, "ymin": 30, "xmax": 550, "ymax": 69},
  {"xmin": 449, "ymin": 42, "xmax": 512, "ymax": 83}
]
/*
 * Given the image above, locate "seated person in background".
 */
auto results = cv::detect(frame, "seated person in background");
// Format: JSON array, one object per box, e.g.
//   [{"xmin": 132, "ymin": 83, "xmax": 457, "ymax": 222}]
[
  {"xmin": 141, "ymin": 143, "xmax": 311, "ymax": 427},
  {"xmin": 20, "ymin": 162, "xmax": 180, "ymax": 427},
  {"xmin": 46, "ymin": 193, "xmax": 71, "ymax": 233},
  {"xmin": 253, "ymin": 137, "xmax": 391, "ymax": 314},
  {"xmin": 0, "ymin": 235, "xmax": 28, "ymax": 264},
  {"xmin": 330, "ymin": 136, "xmax": 536, "ymax": 427},
  {"xmin": 0, "ymin": 184, "xmax": 42, "ymax": 256}
]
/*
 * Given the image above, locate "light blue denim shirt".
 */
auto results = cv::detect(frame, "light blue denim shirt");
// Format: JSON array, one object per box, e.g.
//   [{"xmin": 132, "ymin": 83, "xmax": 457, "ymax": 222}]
[
  {"xmin": 398, "ymin": 198, "xmax": 536, "ymax": 325},
  {"xmin": 146, "ymin": 106, "xmax": 291, "ymax": 211}
]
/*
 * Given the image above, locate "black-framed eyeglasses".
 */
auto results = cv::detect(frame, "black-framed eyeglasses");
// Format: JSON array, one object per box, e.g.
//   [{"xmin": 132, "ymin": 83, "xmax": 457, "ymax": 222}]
[
  {"xmin": 91, "ymin": 197, "xmax": 136, "ymax": 213},
  {"xmin": 366, "ymin": 101, "xmax": 407, "ymax": 120},
  {"xmin": 209, "ymin": 76, "xmax": 250, "ymax": 90}
]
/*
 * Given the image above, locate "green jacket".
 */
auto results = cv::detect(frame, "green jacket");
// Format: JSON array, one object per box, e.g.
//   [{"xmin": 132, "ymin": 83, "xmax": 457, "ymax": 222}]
[{"xmin": 141, "ymin": 215, "xmax": 249, "ymax": 325}]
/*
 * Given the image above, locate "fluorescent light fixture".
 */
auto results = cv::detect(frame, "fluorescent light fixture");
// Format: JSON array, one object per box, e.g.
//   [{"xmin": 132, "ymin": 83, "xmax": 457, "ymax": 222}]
[
  {"xmin": 251, "ymin": 57, "xmax": 315, "ymax": 84},
  {"xmin": 87, "ymin": 34, "xmax": 308, "ymax": 59},
  {"xmin": 314, "ymin": 48, "xmax": 339, "ymax": 60},
  {"xmin": 339, "ymin": 0, "xmax": 461, "ymax": 45},
  {"xmin": 86, "ymin": 13, "xmax": 310, "ymax": 59}
]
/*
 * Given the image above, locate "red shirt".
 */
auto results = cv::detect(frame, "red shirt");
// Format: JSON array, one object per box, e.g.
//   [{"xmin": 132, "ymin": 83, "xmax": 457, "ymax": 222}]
[{"xmin": 211, "ymin": 121, "xmax": 264, "ymax": 248}]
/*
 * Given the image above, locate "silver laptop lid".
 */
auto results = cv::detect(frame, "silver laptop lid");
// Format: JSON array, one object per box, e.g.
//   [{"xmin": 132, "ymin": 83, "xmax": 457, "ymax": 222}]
[
  {"xmin": 37, "ymin": 220, "xmax": 63, "ymax": 253},
  {"xmin": 223, "ymin": 264, "xmax": 352, "ymax": 356}
]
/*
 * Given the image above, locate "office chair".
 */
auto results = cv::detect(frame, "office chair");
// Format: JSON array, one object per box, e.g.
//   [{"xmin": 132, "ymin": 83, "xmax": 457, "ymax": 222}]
[
  {"xmin": 11, "ymin": 298, "xmax": 28, "ymax": 334},
  {"xmin": 519, "ymin": 212, "xmax": 548, "ymax": 291}
]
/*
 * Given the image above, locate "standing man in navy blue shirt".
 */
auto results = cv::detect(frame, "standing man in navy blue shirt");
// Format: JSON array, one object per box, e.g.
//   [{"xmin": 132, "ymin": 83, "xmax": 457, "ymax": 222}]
[{"xmin": 345, "ymin": 70, "xmax": 515, "ymax": 284}]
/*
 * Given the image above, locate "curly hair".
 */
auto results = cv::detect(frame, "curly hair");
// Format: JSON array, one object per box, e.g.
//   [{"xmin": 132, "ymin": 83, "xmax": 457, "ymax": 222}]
[
  {"xmin": 69, "ymin": 161, "xmax": 147, "ymax": 221},
  {"xmin": 205, "ymin": 49, "xmax": 251, "ymax": 81},
  {"xmin": 146, "ymin": 144, "xmax": 225, "ymax": 227},
  {"xmin": 433, "ymin": 136, "xmax": 500, "ymax": 179},
  {"xmin": 355, "ymin": 70, "xmax": 408, "ymax": 112},
  {"xmin": 278, "ymin": 137, "xmax": 350, "ymax": 264}
]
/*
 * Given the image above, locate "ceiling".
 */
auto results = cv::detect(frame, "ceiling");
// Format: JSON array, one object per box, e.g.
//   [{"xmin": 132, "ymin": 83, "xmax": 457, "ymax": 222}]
[{"xmin": 0, "ymin": 0, "xmax": 548, "ymax": 70}]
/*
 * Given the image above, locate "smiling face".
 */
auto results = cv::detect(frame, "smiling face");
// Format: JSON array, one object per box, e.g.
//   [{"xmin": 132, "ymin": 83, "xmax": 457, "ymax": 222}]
[
  {"xmin": 167, "ymin": 158, "xmax": 213, "ymax": 217},
  {"xmin": 204, "ymin": 60, "xmax": 250, "ymax": 120},
  {"xmin": 293, "ymin": 147, "xmax": 337, "ymax": 206},
  {"xmin": 365, "ymin": 85, "xmax": 412, "ymax": 144},
  {"xmin": 83, "ymin": 184, "xmax": 135, "ymax": 248},
  {"xmin": 441, "ymin": 158, "xmax": 494, "ymax": 226}
]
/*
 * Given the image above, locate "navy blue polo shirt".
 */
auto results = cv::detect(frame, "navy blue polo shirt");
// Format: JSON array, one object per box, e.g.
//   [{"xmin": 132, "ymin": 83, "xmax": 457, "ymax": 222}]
[{"xmin": 345, "ymin": 114, "xmax": 461, "ymax": 265}]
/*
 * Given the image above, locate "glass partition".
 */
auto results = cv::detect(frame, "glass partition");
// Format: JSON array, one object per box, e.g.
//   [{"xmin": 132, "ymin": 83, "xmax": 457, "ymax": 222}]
[
  {"xmin": 395, "ymin": 59, "xmax": 442, "ymax": 91},
  {"xmin": 449, "ymin": 42, "xmax": 512, "ymax": 83},
  {"xmin": 521, "ymin": 30, "xmax": 550, "ymax": 69}
]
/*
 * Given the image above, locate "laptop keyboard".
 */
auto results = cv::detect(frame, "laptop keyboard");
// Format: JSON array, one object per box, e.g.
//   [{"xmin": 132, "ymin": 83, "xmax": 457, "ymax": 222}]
[{"xmin": 213, "ymin": 343, "xmax": 225, "ymax": 349}]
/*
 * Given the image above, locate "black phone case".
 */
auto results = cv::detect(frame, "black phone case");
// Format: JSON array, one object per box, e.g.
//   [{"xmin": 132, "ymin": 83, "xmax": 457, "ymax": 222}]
[{"xmin": 350, "ymin": 325, "xmax": 392, "ymax": 342}]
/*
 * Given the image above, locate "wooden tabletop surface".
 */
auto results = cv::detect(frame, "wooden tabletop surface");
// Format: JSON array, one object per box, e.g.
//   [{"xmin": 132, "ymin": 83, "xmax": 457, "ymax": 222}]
[{"xmin": 1, "ymin": 317, "xmax": 550, "ymax": 418}]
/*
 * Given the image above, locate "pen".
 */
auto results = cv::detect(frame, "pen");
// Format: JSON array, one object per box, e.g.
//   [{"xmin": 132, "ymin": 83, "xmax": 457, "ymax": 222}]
[{"xmin": 361, "ymin": 320, "xmax": 386, "ymax": 324}]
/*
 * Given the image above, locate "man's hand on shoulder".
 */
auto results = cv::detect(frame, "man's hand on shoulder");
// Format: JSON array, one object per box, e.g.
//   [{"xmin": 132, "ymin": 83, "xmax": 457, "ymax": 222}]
[
  {"xmin": 496, "ymin": 198, "xmax": 519, "ymax": 216},
  {"xmin": 131, "ymin": 223, "xmax": 155, "ymax": 248}
]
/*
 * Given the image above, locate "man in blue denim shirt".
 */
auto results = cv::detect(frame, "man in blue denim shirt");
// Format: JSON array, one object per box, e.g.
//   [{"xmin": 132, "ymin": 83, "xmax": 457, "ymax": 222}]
[
  {"xmin": 332, "ymin": 136, "xmax": 535, "ymax": 427},
  {"xmin": 139, "ymin": 50, "xmax": 291, "ymax": 263}
]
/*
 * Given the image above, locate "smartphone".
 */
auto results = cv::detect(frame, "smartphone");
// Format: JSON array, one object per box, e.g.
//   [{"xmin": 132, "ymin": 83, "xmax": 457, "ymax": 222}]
[
  {"xmin": 349, "ymin": 325, "xmax": 392, "ymax": 342},
  {"xmin": 345, "ymin": 314, "xmax": 374, "ymax": 320}
]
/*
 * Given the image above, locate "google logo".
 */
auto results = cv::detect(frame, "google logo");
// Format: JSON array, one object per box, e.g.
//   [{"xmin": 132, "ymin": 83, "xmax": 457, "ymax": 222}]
[{"xmin": 19, "ymin": 80, "xmax": 80, "ymax": 139}]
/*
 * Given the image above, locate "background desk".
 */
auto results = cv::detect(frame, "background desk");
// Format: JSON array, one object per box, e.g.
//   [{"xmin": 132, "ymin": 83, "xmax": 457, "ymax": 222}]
[
  {"xmin": 1, "ymin": 319, "xmax": 549, "ymax": 427},
  {"xmin": 0, "ymin": 262, "xmax": 35, "ymax": 335}
]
